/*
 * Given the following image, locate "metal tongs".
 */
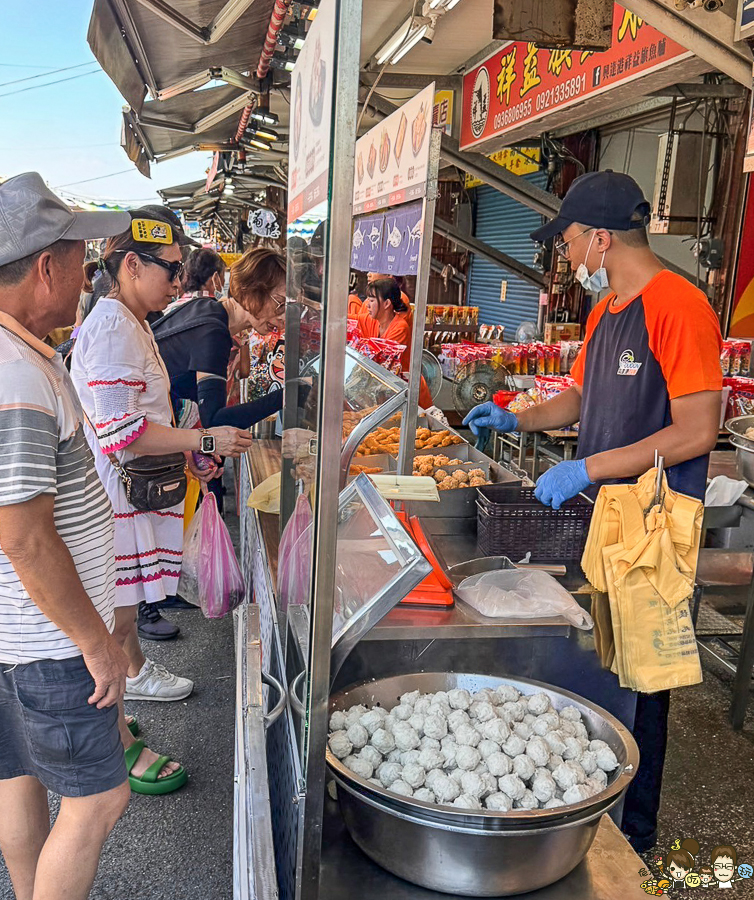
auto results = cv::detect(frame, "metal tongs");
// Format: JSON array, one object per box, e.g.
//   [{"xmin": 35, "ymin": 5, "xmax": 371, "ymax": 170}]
[{"xmin": 644, "ymin": 451, "xmax": 665, "ymax": 518}]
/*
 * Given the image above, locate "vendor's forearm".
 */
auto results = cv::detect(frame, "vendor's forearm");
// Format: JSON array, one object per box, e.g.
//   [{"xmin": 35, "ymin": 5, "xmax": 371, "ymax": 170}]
[
  {"xmin": 128, "ymin": 420, "xmax": 201, "ymax": 455},
  {"xmin": 0, "ymin": 501, "xmax": 113, "ymax": 655},
  {"xmin": 586, "ymin": 424, "xmax": 714, "ymax": 483},
  {"xmin": 516, "ymin": 387, "xmax": 582, "ymax": 433}
]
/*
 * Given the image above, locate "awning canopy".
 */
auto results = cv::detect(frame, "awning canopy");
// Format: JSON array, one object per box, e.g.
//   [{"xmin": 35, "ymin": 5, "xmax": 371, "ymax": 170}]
[{"xmin": 87, "ymin": 0, "xmax": 277, "ymax": 114}]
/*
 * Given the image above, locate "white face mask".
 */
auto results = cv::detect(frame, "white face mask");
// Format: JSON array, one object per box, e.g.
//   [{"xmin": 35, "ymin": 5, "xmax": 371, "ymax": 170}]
[{"xmin": 575, "ymin": 231, "xmax": 609, "ymax": 293}]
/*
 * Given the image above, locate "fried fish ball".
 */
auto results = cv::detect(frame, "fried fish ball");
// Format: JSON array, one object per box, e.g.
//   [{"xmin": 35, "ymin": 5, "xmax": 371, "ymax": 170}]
[
  {"xmin": 468, "ymin": 468, "xmax": 485, "ymax": 479},
  {"xmin": 418, "ymin": 464, "xmax": 434, "ymax": 477},
  {"xmin": 452, "ymin": 469, "xmax": 470, "ymax": 483},
  {"xmin": 469, "ymin": 477, "xmax": 487, "ymax": 487},
  {"xmin": 433, "ymin": 469, "xmax": 449, "ymax": 483},
  {"xmin": 433, "ymin": 455, "xmax": 450, "ymax": 465}
]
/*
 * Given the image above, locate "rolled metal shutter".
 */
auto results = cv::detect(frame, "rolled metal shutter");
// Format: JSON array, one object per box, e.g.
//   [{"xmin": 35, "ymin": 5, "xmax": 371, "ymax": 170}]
[{"xmin": 468, "ymin": 174, "xmax": 548, "ymax": 337}]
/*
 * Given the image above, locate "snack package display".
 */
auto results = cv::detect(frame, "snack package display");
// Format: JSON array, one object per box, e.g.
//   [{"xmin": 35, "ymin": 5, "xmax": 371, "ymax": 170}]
[
  {"xmin": 247, "ymin": 332, "xmax": 286, "ymax": 401},
  {"xmin": 349, "ymin": 336, "xmax": 406, "ymax": 375},
  {"xmin": 724, "ymin": 376, "xmax": 754, "ymax": 419},
  {"xmin": 721, "ymin": 339, "xmax": 753, "ymax": 377}
]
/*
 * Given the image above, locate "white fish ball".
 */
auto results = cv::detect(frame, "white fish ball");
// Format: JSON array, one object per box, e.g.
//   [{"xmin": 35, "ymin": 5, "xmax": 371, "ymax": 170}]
[
  {"xmin": 460, "ymin": 771, "xmax": 485, "ymax": 799},
  {"xmin": 479, "ymin": 739, "xmax": 502, "ymax": 759},
  {"xmin": 480, "ymin": 772, "xmax": 498, "ymax": 798},
  {"xmin": 502, "ymin": 734, "xmax": 527, "ymax": 757},
  {"xmin": 453, "ymin": 793, "xmax": 483, "ymax": 810},
  {"xmin": 560, "ymin": 705, "xmax": 582, "ymax": 722},
  {"xmin": 449, "ymin": 768, "xmax": 465, "ymax": 786},
  {"xmin": 523, "ymin": 714, "xmax": 537, "ymax": 726},
  {"xmin": 346, "ymin": 723, "xmax": 369, "ymax": 750},
  {"xmin": 579, "ymin": 750, "xmax": 597, "ymax": 775},
  {"xmin": 552, "ymin": 761, "xmax": 586, "ymax": 791},
  {"xmin": 413, "ymin": 787, "xmax": 435, "ymax": 803},
  {"xmin": 595, "ymin": 746, "xmax": 618, "ymax": 772},
  {"xmin": 400, "ymin": 690, "xmax": 421, "ymax": 707},
  {"xmin": 432, "ymin": 773, "xmax": 461, "ymax": 803},
  {"xmin": 590, "ymin": 768, "xmax": 608, "ymax": 787},
  {"xmin": 418, "ymin": 747, "xmax": 445, "ymax": 771},
  {"xmin": 392, "ymin": 704, "xmax": 413, "ymax": 721},
  {"xmin": 558, "ymin": 719, "xmax": 577, "ymax": 737},
  {"xmin": 329, "ymin": 710, "xmax": 347, "ymax": 732},
  {"xmin": 448, "ymin": 709, "xmax": 471, "ymax": 733},
  {"xmin": 402, "ymin": 762, "xmax": 426, "ymax": 789},
  {"xmin": 472, "ymin": 688, "xmax": 497, "ymax": 703},
  {"xmin": 482, "ymin": 718, "xmax": 510, "ymax": 744},
  {"xmin": 531, "ymin": 770, "xmax": 557, "ymax": 803},
  {"xmin": 469, "ymin": 701, "xmax": 497, "ymax": 722},
  {"xmin": 359, "ymin": 745, "xmax": 383, "ymax": 769},
  {"xmin": 512, "ymin": 754, "xmax": 536, "ymax": 782},
  {"xmin": 525, "ymin": 736, "xmax": 550, "ymax": 768},
  {"xmin": 485, "ymin": 791, "xmax": 513, "ymax": 812},
  {"xmin": 487, "ymin": 751, "xmax": 512, "ymax": 777},
  {"xmin": 455, "ymin": 724, "xmax": 481, "ymax": 747},
  {"xmin": 515, "ymin": 789, "xmax": 539, "ymax": 810},
  {"xmin": 423, "ymin": 714, "xmax": 448, "ymax": 740},
  {"xmin": 563, "ymin": 784, "xmax": 594, "ymax": 805},
  {"xmin": 359, "ymin": 709, "xmax": 385, "ymax": 736},
  {"xmin": 455, "ymin": 746, "xmax": 482, "ymax": 771},
  {"xmin": 495, "ymin": 684, "xmax": 520, "ymax": 704},
  {"xmin": 562, "ymin": 737, "xmax": 583, "ymax": 761},
  {"xmin": 527, "ymin": 692, "xmax": 551, "ymax": 716},
  {"xmin": 393, "ymin": 722, "xmax": 421, "ymax": 751},
  {"xmin": 502, "ymin": 701, "xmax": 525, "ymax": 723},
  {"xmin": 408, "ymin": 713, "xmax": 425, "ymax": 734},
  {"xmin": 584, "ymin": 776, "xmax": 606, "ymax": 796},
  {"xmin": 425, "ymin": 768, "xmax": 445, "ymax": 790},
  {"xmin": 387, "ymin": 748, "xmax": 403, "ymax": 763},
  {"xmin": 413, "ymin": 696, "xmax": 432, "ymax": 715},
  {"xmin": 345, "ymin": 704, "xmax": 368, "ymax": 727},
  {"xmin": 420, "ymin": 736, "xmax": 441, "ymax": 751},
  {"xmin": 513, "ymin": 722, "xmax": 533, "ymax": 741},
  {"xmin": 400, "ymin": 749, "xmax": 421, "ymax": 766},
  {"xmin": 497, "ymin": 773, "xmax": 526, "ymax": 801},
  {"xmin": 448, "ymin": 688, "xmax": 472, "ymax": 710},
  {"xmin": 376, "ymin": 761, "xmax": 403, "ymax": 787},
  {"xmin": 328, "ymin": 731, "xmax": 352, "ymax": 759},
  {"xmin": 440, "ymin": 741, "xmax": 457, "ymax": 769},
  {"xmin": 389, "ymin": 779, "xmax": 414, "ymax": 797},
  {"xmin": 544, "ymin": 797, "xmax": 566, "ymax": 809},
  {"xmin": 344, "ymin": 754, "xmax": 373, "ymax": 780},
  {"xmin": 546, "ymin": 753, "xmax": 564, "ymax": 773},
  {"xmin": 543, "ymin": 732, "xmax": 567, "ymax": 757},
  {"xmin": 370, "ymin": 728, "xmax": 395, "ymax": 756},
  {"xmin": 532, "ymin": 713, "xmax": 560, "ymax": 736}
]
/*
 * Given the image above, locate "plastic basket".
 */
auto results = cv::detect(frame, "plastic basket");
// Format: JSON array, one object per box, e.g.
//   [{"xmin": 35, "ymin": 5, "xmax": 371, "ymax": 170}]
[{"xmin": 476, "ymin": 485, "xmax": 592, "ymax": 561}]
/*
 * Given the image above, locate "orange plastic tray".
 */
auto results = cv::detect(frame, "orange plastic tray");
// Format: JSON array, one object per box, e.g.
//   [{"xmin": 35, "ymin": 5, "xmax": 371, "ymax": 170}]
[{"xmin": 395, "ymin": 511, "xmax": 454, "ymax": 607}]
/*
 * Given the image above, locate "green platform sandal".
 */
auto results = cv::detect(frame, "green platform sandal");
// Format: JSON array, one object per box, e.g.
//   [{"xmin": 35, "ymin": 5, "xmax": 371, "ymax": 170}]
[
  {"xmin": 126, "ymin": 716, "xmax": 139, "ymax": 737},
  {"xmin": 125, "ymin": 739, "xmax": 188, "ymax": 795}
]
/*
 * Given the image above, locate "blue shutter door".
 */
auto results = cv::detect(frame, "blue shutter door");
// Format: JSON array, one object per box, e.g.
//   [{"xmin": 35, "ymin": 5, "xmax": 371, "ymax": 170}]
[{"xmin": 467, "ymin": 174, "xmax": 547, "ymax": 336}]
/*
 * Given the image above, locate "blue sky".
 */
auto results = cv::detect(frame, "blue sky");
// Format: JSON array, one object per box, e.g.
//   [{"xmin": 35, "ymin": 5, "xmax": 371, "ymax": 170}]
[{"xmin": 0, "ymin": 1, "xmax": 211, "ymax": 207}]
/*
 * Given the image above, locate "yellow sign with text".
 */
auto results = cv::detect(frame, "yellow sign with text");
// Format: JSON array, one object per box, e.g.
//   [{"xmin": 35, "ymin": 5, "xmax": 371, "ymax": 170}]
[
  {"xmin": 465, "ymin": 147, "xmax": 541, "ymax": 188},
  {"xmin": 433, "ymin": 90, "xmax": 454, "ymax": 135}
]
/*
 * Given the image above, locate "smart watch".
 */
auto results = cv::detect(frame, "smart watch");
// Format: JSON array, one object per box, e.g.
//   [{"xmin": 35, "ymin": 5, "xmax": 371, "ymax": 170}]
[{"xmin": 199, "ymin": 430, "xmax": 216, "ymax": 454}]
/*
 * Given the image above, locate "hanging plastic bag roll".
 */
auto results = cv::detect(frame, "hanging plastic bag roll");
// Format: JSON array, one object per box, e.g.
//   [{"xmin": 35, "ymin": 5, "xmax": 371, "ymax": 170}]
[{"xmin": 456, "ymin": 568, "xmax": 594, "ymax": 629}]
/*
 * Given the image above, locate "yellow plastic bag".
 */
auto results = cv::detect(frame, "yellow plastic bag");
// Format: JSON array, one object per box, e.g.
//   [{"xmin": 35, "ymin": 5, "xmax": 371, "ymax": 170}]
[
  {"xmin": 183, "ymin": 473, "xmax": 202, "ymax": 534},
  {"xmin": 247, "ymin": 471, "xmax": 281, "ymax": 514}
]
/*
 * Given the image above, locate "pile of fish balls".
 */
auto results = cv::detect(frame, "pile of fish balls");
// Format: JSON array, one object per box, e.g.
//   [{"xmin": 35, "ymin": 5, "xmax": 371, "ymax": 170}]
[{"xmin": 327, "ymin": 685, "xmax": 619, "ymax": 812}]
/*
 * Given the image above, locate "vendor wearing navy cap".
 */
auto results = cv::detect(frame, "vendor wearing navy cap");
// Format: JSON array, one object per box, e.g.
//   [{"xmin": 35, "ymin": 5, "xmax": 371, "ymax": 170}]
[{"xmin": 464, "ymin": 170, "xmax": 723, "ymax": 852}]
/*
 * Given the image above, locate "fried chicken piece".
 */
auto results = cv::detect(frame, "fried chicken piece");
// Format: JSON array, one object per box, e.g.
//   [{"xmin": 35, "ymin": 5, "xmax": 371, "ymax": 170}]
[
  {"xmin": 469, "ymin": 477, "xmax": 488, "ymax": 487},
  {"xmin": 440, "ymin": 436, "xmax": 455, "ymax": 447},
  {"xmin": 418, "ymin": 463, "xmax": 434, "ymax": 476},
  {"xmin": 452, "ymin": 469, "xmax": 469, "ymax": 483},
  {"xmin": 450, "ymin": 435, "xmax": 463, "ymax": 444},
  {"xmin": 433, "ymin": 469, "xmax": 449, "ymax": 483},
  {"xmin": 439, "ymin": 476, "xmax": 459, "ymax": 491},
  {"xmin": 433, "ymin": 455, "xmax": 449, "ymax": 466}
]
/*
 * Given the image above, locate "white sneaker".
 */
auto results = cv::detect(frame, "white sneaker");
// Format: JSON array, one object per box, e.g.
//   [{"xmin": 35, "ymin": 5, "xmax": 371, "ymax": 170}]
[{"xmin": 124, "ymin": 659, "xmax": 194, "ymax": 702}]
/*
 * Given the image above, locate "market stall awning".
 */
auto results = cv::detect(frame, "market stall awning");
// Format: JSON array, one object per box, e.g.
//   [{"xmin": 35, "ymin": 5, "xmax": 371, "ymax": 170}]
[{"xmin": 88, "ymin": 0, "xmax": 277, "ymax": 114}]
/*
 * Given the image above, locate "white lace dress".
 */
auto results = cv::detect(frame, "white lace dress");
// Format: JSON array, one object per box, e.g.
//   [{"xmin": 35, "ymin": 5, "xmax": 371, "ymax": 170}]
[{"xmin": 71, "ymin": 298, "xmax": 184, "ymax": 607}]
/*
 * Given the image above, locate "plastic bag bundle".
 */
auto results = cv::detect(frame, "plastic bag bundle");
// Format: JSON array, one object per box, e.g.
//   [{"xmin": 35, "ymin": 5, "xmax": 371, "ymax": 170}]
[
  {"xmin": 178, "ymin": 492, "xmax": 245, "ymax": 618},
  {"xmin": 456, "ymin": 568, "xmax": 594, "ymax": 630},
  {"xmin": 278, "ymin": 493, "xmax": 313, "ymax": 613},
  {"xmin": 582, "ymin": 468, "xmax": 703, "ymax": 693}
]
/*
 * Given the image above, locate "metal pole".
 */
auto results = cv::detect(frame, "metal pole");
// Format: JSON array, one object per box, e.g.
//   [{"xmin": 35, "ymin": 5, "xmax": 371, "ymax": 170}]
[
  {"xmin": 397, "ymin": 128, "xmax": 441, "ymax": 476},
  {"xmin": 297, "ymin": 1, "xmax": 362, "ymax": 898}
]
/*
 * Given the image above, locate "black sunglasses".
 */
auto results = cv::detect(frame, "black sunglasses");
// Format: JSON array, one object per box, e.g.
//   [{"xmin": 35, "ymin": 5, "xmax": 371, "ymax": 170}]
[{"xmin": 134, "ymin": 251, "xmax": 184, "ymax": 282}]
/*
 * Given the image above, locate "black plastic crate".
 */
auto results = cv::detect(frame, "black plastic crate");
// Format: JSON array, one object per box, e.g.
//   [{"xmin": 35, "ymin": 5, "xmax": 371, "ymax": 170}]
[{"xmin": 476, "ymin": 485, "xmax": 592, "ymax": 561}]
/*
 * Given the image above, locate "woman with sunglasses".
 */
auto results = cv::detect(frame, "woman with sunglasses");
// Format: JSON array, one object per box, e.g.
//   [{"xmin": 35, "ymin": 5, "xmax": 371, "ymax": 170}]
[{"xmin": 70, "ymin": 210, "xmax": 253, "ymax": 795}]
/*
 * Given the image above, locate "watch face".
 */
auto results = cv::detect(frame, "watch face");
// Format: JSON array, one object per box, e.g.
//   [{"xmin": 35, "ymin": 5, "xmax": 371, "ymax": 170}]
[{"xmin": 201, "ymin": 435, "xmax": 215, "ymax": 453}]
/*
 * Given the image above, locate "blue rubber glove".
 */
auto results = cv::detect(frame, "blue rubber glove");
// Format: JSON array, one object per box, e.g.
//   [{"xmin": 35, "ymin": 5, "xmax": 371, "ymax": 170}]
[
  {"xmin": 535, "ymin": 459, "xmax": 594, "ymax": 510},
  {"xmin": 462, "ymin": 402, "xmax": 518, "ymax": 437}
]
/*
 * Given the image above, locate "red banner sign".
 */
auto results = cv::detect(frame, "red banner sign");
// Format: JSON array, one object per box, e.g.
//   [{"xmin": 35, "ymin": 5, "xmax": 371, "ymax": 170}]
[{"xmin": 460, "ymin": 6, "xmax": 690, "ymax": 151}]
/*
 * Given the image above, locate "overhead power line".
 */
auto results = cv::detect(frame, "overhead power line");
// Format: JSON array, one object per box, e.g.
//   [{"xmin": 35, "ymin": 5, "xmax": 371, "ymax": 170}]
[
  {"xmin": 0, "ymin": 69, "xmax": 102, "ymax": 99},
  {"xmin": 0, "ymin": 61, "xmax": 98, "ymax": 89},
  {"xmin": 55, "ymin": 168, "xmax": 140, "ymax": 188}
]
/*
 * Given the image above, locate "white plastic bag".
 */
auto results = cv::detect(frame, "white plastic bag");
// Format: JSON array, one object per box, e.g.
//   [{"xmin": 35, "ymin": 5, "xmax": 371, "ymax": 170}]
[{"xmin": 456, "ymin": 568, "xmax": 593, "ymax": 630}]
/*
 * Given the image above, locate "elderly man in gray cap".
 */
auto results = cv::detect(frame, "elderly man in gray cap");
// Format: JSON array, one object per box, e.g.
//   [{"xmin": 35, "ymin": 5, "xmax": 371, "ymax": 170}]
[{"xmin": 0, "ymin": 173, "xmax": 132, "ymax": 900}]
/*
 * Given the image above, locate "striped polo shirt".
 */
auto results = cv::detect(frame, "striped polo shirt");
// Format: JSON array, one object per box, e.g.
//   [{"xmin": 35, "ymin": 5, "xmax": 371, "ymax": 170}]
[{"xmin": 0, "ymin": 311, "xmax": 115, "ymax": 664}]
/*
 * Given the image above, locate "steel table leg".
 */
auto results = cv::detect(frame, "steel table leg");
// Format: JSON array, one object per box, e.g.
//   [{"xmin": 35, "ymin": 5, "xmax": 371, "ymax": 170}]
[
  {"xmin": 517, "ymin": 432, "xmax": 527, "ymax": 472},
  {"xmin": 730, "ymin": 572, "xmax": 754, "ymax": 729},
  {"xmin": 532, "ymin": 432, "xmax": 541, "ymax": 481}
]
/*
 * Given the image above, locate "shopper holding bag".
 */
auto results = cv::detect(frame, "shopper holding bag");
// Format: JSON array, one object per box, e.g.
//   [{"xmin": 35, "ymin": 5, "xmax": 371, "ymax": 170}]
[{"xmin": 71, "ymin": 209, "xmax": 252, "ymax": 794}]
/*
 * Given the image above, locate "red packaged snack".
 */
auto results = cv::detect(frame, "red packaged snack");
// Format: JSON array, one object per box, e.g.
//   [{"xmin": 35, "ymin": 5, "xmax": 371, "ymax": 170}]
[
  {"xmin": 536, "ymin": 343, "xmax": 547, "ymax": 376},
  {"xmin": 736, "ymin": 340, "xmax": 752, "ymax": 376},
  {"xmin": 527, "ymin": 344, "xmax": 538, "ymax": 376},
  {"xmin": 720, "ymin": 341, "xmax": 732, "ymax": 377},
  {"xmin": 493, "ymin": 390, "xmax": 521, "ymax": 409}
]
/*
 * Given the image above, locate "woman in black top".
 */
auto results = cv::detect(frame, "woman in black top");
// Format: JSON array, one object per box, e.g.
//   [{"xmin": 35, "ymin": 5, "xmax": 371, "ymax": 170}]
[{"xmin": 152, "ymin": 247, "xmax": 286, "ymax": 429}]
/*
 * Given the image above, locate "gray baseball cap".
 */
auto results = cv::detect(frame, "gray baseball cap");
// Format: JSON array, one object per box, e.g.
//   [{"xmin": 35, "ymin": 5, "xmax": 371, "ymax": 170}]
[{"xmin": 0, "ymin": 172, "xmax": 131, "ymax": 267}]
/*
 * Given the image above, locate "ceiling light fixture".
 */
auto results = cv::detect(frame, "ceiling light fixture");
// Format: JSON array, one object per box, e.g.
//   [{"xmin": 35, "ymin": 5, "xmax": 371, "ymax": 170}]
[
  {"xmin": 391, "ymin": 24, "xmax": 430, "ymax": 63},
  {"xmin": 250, "ymin": 107, "xmax": 279, "ymax": 126},
  {"xmin": 374, "ymin": 0, "xmax": 461, "ymax": 65}
]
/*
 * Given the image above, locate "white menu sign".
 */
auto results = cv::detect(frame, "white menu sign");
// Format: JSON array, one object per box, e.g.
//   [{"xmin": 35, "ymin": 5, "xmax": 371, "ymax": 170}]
[
  {"xmin": 353, "ymin": 82, "xmax": 435, "ymax": 216},
  {"xmin": 287, "ymin": 0, "xmax": 336, "ymax": 223}
]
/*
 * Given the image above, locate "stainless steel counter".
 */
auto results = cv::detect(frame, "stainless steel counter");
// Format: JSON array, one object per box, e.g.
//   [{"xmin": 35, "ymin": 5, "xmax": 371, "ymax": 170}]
[{"xmin": 319, "ymin": 798, "xmax": 650, "ymax": 900}]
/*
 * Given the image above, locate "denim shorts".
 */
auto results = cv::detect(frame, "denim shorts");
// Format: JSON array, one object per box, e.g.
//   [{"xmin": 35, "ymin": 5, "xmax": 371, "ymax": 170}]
[{"xmin": 0, "ymin": 655, "xmax": 127, "ymax": 797}]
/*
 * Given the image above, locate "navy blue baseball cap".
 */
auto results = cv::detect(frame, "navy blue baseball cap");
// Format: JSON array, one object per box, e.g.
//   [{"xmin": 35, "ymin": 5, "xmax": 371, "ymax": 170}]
[{"xmin": 530, "ymin": 170, "xmax": 651, "ymax": 243}]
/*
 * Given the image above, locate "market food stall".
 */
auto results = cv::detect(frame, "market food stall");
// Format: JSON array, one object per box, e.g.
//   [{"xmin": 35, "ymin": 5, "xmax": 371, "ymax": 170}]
[{"xmin": 232, "ymin": 3, "xmax": 653, "ymax": 899}]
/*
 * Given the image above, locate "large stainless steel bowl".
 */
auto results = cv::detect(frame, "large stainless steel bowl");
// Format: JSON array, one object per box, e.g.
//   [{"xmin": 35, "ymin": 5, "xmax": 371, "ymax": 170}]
[
  {"xmin": 725, "ymin": 415, "xmax": 754, "ymax": 487},
  {"xmin": 327, "ymin": 673, "xmax": 638, "ymax": 897}
]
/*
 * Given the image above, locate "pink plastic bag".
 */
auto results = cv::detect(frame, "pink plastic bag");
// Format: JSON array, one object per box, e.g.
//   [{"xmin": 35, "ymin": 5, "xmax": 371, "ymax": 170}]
[
  {"xmin": 277, "ymin": 493, "xmax": 313, "ymax": 613},
  {"xmin": 178, "ymin": 492, "xmax": 245, "ymax": 618}
]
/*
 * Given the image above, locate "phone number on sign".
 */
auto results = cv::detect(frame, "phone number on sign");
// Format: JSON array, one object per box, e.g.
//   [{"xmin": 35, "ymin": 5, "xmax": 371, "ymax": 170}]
[
  {"xmin": 493, "ymin": 99, "xmax": 533, "ymax": 130},
  {"xmin": 536, "ymin": 74, "xmax": 588, "ymax": 113}
]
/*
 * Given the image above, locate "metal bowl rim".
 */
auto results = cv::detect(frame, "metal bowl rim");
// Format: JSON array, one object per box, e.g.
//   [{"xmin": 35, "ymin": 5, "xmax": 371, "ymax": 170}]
[
  {"xmin": 328, "ymin": 672, "xmax": 638, "ymax": 825},
  {"xmin": 725, "ymin": 415, "xmax": 754, "ymax": 449}
]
